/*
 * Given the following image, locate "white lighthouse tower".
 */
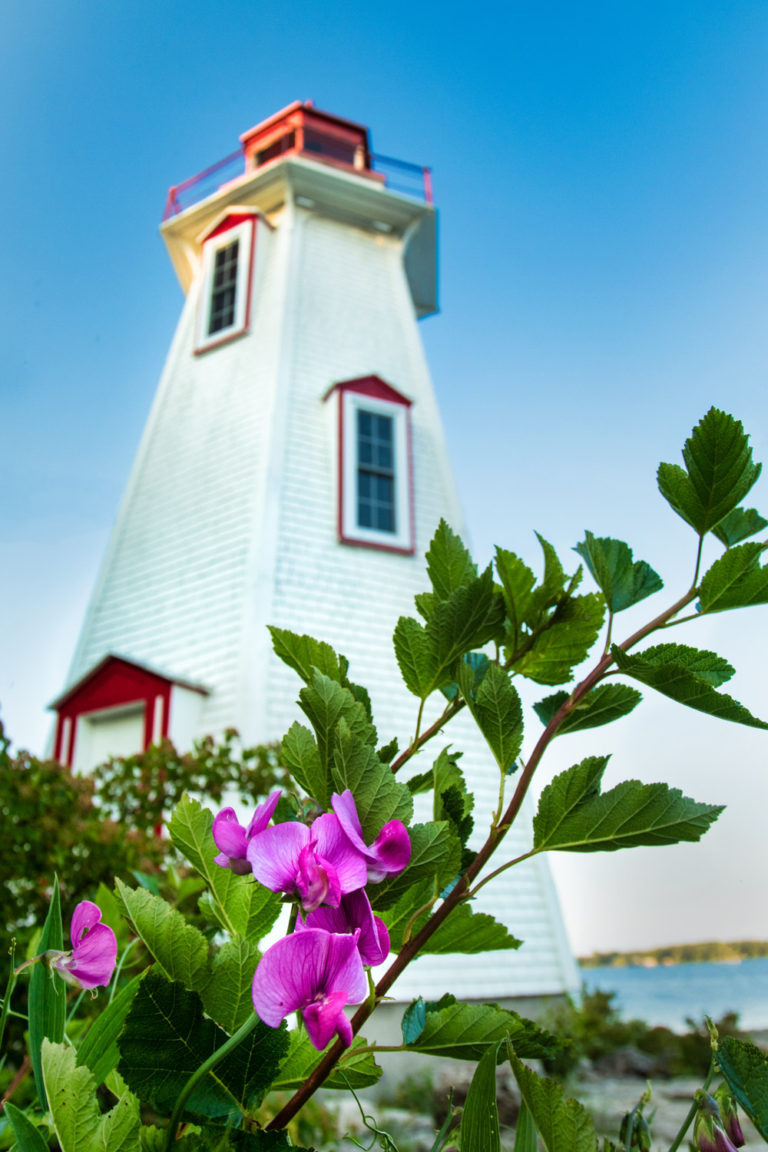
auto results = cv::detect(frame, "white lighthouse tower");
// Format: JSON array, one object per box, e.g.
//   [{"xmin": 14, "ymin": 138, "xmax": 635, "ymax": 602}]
[{"xmin": 51, "ymin": 102, "xmax": 578, "ymax": 1002}]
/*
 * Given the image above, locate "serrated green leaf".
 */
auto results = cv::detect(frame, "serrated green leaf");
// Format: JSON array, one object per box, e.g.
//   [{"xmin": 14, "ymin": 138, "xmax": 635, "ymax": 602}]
[
  {"xmin": 330, "ymin": 721, "xmax": 413, "ymax": 840},
  {"xmin": 393, "ymin": 615, "xmax": 439, "ymax": 698},
  {"xmin": 625, "ymin": 642, "xmax": 734, "ymax": 686},
  {"xmin": 4, "ymin": 1103, "xmax": 50, "ymax": 1152},
  {"xmin": 381, "ymin": 881, "xmax": 520, "ymax": 954},
  {"xmin": 712, "ymin": 506, "xmax": 768, "ymax": 547},
  {"xmin": 268, "ymin": 627, "xmax": 345, "ymax": 683},
  {"xmin": 513, "ymin": 593, "xmax": 605, "ymax": 685},
  {"xmin": 533, "ymin": 684, "xmax": 642, "ymax": 734},
  {"xmin": 118, "ymin": 971, "xmax": 288, "ymax": 1120},
  {"xmin": 657, "ymin": 408, "xmax": 761, "ymax": 536},
  {"xmin": 43, "ymin": 1040, "xmax": 141, "ymax": 1152},
  {"xmin": 406, "ymin": 767, "xmax": 434, "ymax": 794},
  {"xmin": 281, "ymin": 721, "xmax": 327, "ymax": 806},
  {"xmin": 717, "ymin": 1035, "xmax": 768, "ymax": 1142},
  {"xmin": 613, "ymin": 644, "xmax": 768, "ymax": 728},
  {"xmin": 402, "ymin": 995, "xmax": 557, "ymax": 1061},
  {"xmin": 115, "ymin": 879, "xmax": 210, "ymax": 993},
  {"xmin": 425, "ymin": 567, "xmax": 505, "ymax": 682},
  {"xmin": 77, "ymin": 974, "xmax": 141, "ymax": 1086},
  {"xmin": 533, "ymin": 756, "xmax": 723, "ymax": 853},
  {"xmin": 169, "ymin": 795, "xmax": 283, "ymax": 942},
  {"xmin": 272, "ymin": 1031, "xmax": 382, "ymax": 1091},
  {"xmin": 495, "ymin": 547, "xmax": 537, "ymax": 650},
  {"xmin": 299, "ymin": 670, "xmax": 377, "ymax": 772},
  {"xmin": 458, "ymin": 660, "xmax": 523, "ymax": 771},
  {"xmin": 433, "ymin": 747, "xmax": 473, "ymax": 826},
  {"xmin": 201, "ymin": 938, "xmax": 261, "ymax": 1033},
  {"xmin": 508, "ymin": 1047, "xmax": 598, "ymax": 1152},
  {"xmin": 527, "ymin": 534, "xmax": 568, "ymax": 621},
  {"xmin": 574, "ymin": 532, "xmax": 663, "ymax": 613},
  {"xmin": 699, "ymin": 542, "xmax": 768, "ymax": 613},
  {"xmin": 460, "ymin": 1041, "xmax": 501, "ymax": 1152},
  {"xmin": 28, "ymin": 875, "xmax": 65, "ymax": 1109},
  {"xmin": 426, "ymin": 520, "xmax": 478, "ymax": 600},
  {"xmin": 370, "ymin": 822, "xmax": 462, "ymax": 910}
]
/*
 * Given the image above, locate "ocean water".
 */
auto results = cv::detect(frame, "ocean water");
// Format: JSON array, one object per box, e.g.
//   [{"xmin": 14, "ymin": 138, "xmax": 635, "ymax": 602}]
[{"xmin": 579, "ymin": 956, "xmax": 768, "ymax": 1033}]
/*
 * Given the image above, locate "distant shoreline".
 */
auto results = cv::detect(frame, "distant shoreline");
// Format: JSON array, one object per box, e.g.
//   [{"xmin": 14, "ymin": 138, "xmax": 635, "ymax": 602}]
[{"xmin": 579, "ymin": 940, "xmax": 768, "ymax": 969}]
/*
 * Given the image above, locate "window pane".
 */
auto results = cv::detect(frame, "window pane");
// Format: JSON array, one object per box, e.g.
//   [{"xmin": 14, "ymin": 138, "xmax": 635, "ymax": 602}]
[
  {"xmin": 208, "ymin": 239, "xmax": 239, "ymax": 335},
  {"xmin": 356, "ymin": 406, "xmax": 396, "ymax": 534}
]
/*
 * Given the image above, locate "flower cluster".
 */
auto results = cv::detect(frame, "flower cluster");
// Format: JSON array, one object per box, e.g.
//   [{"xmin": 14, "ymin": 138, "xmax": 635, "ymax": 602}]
[{"xmin": 213, "ymin": 789, "xmax": 410, "ymax": 1050}]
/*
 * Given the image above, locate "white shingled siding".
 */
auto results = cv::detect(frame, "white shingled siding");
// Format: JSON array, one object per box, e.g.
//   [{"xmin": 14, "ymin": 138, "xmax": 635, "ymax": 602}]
[{"xmin": 63, "ymin": 180, "xmax": 578, "ymax": 999}]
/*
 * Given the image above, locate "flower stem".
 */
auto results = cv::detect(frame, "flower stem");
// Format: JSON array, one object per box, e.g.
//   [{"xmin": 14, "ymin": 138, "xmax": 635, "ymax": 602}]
[
  {"xmin": 0, "ymin": 942, "xmax": 17, "ymax": 1054},
  {"xmin": 667, "ymin": 1056, "xmax": 715, "ymax": 1152},
  {"xmin": 164, "ymin": 1013, "xmax": 260, "ymax": 1151}
]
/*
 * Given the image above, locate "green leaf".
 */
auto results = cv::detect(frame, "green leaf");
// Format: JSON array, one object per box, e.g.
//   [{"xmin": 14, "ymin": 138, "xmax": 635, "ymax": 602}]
[
  {"xmin": 402, "ymin": 995, "xmax": 557, "ymax": 1061},
  {"xmin": 331, "ymin": 721, "xmax": 413, "ymax": 840},
  {"xmin": 426, "ymin": 520, "xmax": 479, "ymax": 600},
  {"xmin": 533, "ymin": 684, "xmax": 642, "ymax": 734},
  {"xmin": 533, "ymin": 756, "xmax": 723, "ymax": 853},
  {"xmin": 381, "ymin": 881, "xmax": 520, "ymax": 954},
  {"xmin": 115, "ymin": 878, "xmax": 210, "ymax": 993},
  {"xmin": 527, "ymin": 533, "xmax": 569, "ymax": 621},
  {"xmin": 574, "ymin": 532, "xmax": 663, "ymax": 613},
  {"xmin": 169, "ymin": 795, "xmax": 282, "ymax": 942},
  {"xmin": 508, "ymin": 1047, "xmax": 598, "ymax": 1152},
  {"xmin": 406, "ymin": 767, "xmax": 434, "ymax": 795},
  {"xmin": 43, "ymin": 1040, "xmax": 141, "ymax": 1152},
  {"xmin": 393, "ymin": 615, "xmax": 440, "ymax": 698},
  {"xmin": 698, "ymin": 542, "xmax": 768, "ymax": 613},
  {"xmin": 268, "ymin": 627, "xmax": 346, "ymax": 683},
  {"xmin": 201, "ymin": 938, "xmax": 261, "ymax": 1033},
  {"xmin": 613, "ymin": 644, "xmax": 768, "ymax": 728},
  {"xmin": 460, "ymin": 1042, "xmax": 501, "ymax": 1152},
  {"xmin": 426, "ymin": 566, "xmax": 505, "ymax": 676},
  {"xmin": 4, "ymin": 1102, "xmax": 50, "ymax": 1152},
  {"xmin": 657, "ymin": 408, "xmax": 761, "ymax": 535},
  {"xmin": 433, "ymin": 747, "xmax": 474, "ymax": 844},
  {"xmin": 513, "ymin": 594, "xmax": 605, "ymax": 685},
  {"xmin": 272, "ymin": 1031, "xmax": 382, "ymax": 1091},
  {"xmin": 299, "ymin": 670, "xmax": 377, "ymax": 773},
  {"xmin": 118, "ymin": 971, "xmax": 288, "ymax": 1120},
  {"xmin": 77, "ymin": 974, "xmax": 142, "ymax": 1086},
  {"xmin": 370, "ymin": 822, "xmax": 462, "ymax": 910},
  {"xmin": 28, "ymin": 874, "xmax": 65, "ymax": 1109},
  {"xmin": 280, "ymin": 722, "xmax": 327, "ymax": 806},
  {"xmin": 458, "ymin": 661, "xmax": 524, "ymax": 772},
  {"xmin": 717, "ymin": 1035, "xmax": 768, "ymax": 1142},
  {"xmin": 712, "ymin": 506, "xmax": 768, "ymax": 547},
  {"xmin": 513, "ymin": 1101, "xmax": 539, "ymax": 1152},
  {"xmin": 495, "ymin": 547, "xmax": 537, "ymax": 650}
]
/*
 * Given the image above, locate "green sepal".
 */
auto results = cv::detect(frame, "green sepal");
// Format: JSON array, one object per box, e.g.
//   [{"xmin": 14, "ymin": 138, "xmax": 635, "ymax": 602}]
[
  {"xmin": 533, "ymin": 684, "xmax": 642, "ymax": 734},
  {"xmin": 612, "ymin": 643, "xmax": 768, "ymax": 728},
  {"xmin": 698, "ymin": 541, "xmax": 768, "ymax": 613},
  {"xmin": 574, "ymin": 531, "xmax": 662, "ymax": 612},
  {"xmin": 533, "ymin": 756, "xmax": 723, "ymax": 853},
  {"xmin": 28, "ymin": 874, "xmax": 66, "ymax": 1109},
  {"xmin": 657, "ymin": 407, "xmax": 761, "ymax": 536},
  {"xmin": 712, "ymin": 506, "xmax": 768, "ymax": 547}
]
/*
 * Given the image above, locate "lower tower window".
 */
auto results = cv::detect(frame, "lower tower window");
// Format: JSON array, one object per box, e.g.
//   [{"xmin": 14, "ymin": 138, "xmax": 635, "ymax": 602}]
[{"xmin": 195, "ymin": 215, "xmax": 255, "ymax": 352}]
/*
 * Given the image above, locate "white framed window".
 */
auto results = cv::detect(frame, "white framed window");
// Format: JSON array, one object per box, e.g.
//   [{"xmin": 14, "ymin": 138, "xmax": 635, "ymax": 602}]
[
  {"xmin": 339, "ymin": 386, "xmax": 413, "ymax": 552},
  {"xmin": 195, "ymin": 218, "xmax": 254, "ymax": 352}
]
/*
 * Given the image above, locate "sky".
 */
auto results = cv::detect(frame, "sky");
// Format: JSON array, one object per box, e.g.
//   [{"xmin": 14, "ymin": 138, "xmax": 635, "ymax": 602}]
[{"xmin": 2, "ymin": 1, "xmax": 768, "ymax": 956}]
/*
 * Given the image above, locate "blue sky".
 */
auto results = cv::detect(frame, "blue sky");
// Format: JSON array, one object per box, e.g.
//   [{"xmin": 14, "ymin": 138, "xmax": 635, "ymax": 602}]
[{"xmin": 3, "ymin": 1, "xmax": 768, "ymax": 953}]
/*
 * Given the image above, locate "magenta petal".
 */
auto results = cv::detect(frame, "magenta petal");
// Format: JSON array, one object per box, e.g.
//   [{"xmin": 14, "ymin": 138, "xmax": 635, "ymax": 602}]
[
  {"xmin": 330, "ymin": 790, "xmax": 367, "ymax": 853},
  {"xmin": 367, "ymin": 820, "xmax": 411, "ymax": 881},
  {"xmin": 304, "ymin": 989, "xmax": 351, "ymax": 1050},
  {"xmin": 212, "ymin": 808, "xmax": 248, "ymax": 860},
  {"xmin": 70, "ymin": 900, "xmax": 102, "ymax": 946},
  {"xmin": 313, "ymin": 813, "xmax": 367, "ymax": 894},
  {"xmin": 66, "ymin": 923, "xmax": 117, "ymax": 989},
  {"xmin": 247, "ymin": 822, "xmax": 308, "ymax": 892},
  {"xmin": 247, "ymin": 790, "xmax": 282, "ymax": 839}
]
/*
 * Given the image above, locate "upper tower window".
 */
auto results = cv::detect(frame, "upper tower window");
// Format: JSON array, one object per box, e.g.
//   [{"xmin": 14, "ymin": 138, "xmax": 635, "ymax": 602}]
[
  {"xmin": 331, "ymin": 376, "xmax": 414, "ymax": 554},
  {"xmin": 195, "ymin": 214, "xmax": 256, "ymax": 352}
]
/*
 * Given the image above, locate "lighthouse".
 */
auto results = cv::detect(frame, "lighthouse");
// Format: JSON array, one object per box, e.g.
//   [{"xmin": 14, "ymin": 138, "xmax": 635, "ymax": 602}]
[{"xmin": 51, "ymin": 101, "xmax": 578, "ymax": 1001}]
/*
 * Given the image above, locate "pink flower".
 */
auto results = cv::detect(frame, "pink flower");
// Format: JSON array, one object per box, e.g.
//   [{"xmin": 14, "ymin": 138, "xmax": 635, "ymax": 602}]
[
  {"xmin": 252, "ymin": 929, "xmax": 366, "ymax": 1050},
  {"xmin": 51, "ymin": 901, "xmax": 117, "ymax": 990},
  {"xmin": 331, "ymin": 790, "xmax": 411, "ymax": 882},
  {"xmin": 298, "ymin": 890, "xmax": 390, "ymax": 967},
  {"xmin": 212, "ymin": 791, "xmax": 281, "ymax": 874},
  {"xmin": 247, "ymin": 813, "xmax": 367, "ymax": 911}
]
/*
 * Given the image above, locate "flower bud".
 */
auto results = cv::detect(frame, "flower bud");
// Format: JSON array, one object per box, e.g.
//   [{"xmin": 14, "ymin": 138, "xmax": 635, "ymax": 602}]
[
  {"xmin": 693, "ymin": 1094, "xmax": 740, "ymax": 1152},
  {"xmin": 714, "ymin": 1085, "xmax": 746, "ymax": 1148}
]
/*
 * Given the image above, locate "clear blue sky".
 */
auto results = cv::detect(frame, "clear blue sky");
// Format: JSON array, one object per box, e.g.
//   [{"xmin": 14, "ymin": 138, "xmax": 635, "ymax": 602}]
[{"xmin": 3, "ymin": 1, "xmax": 768, "ymax": 954}]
